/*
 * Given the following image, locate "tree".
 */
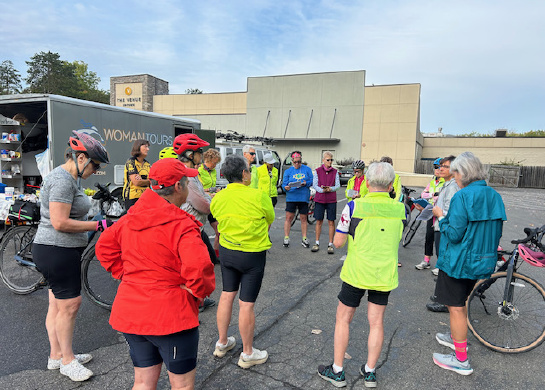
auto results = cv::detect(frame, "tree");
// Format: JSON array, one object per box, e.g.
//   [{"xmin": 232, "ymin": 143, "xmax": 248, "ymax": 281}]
[
  {"xmin": 0, "ymin": 60, "xmax": 22, "ymax": 94},
  {"xmin": 71, "ymin": 60, "xmax": 109, "ymax": 104},
  {"xmin": 25, "ymin": 51, "xmax": 79, "ymax": 96},
  {"xmin": 185, "ymin": 88, "xmax": 203, "ymax": 94}
]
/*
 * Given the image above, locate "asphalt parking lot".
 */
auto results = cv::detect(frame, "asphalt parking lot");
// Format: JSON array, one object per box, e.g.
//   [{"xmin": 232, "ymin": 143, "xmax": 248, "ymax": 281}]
[{"xmin": 0, "ymin": 186, "xmax": 544, "ymax": 389}]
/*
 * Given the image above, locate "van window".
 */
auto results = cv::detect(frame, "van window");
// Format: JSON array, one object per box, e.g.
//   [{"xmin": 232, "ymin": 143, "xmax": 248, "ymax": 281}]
[{"xmin": 256, "ymin": 150, "xmax": 264, "ymax": 165}]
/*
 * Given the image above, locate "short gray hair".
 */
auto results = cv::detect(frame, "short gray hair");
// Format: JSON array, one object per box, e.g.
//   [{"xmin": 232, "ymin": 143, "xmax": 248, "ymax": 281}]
[
  {"xmin": 222, "ymin": 154, "xmax": 248, "ymax": 183},
  {"xmin": 242, "ymin": 145, "xmax": 255, "ymax": 154},
  {"xmin": 450, "ymin": 151, "xmax": 488, "ymax": 186},
  {"xmin": 322, "ymin": 151, "xmax": 333, "ymax": 159},
  {"xmin": 151, "ymin": 176, "xmax": 188, "ymax": 196},
  {"xmin": 366, "ymin": 162, "xmax": 395, "ymax": 190}
]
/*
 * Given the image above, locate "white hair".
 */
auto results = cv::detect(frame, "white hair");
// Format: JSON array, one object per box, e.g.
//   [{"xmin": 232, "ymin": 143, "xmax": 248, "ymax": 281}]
[
  {"xmin": 366, "ymin": 162, "xmax": 395, "ymax": 190},
  {"xmin": 322, "ymin": 151, "xmax": 333, "ymax": 159},
  {"xmin": 243, "ymin": 145, "xmax": 255, "ymax": 154},
  {"xmin": 450, "ymin": 151, "xmax": 488, "ymax": 186}
]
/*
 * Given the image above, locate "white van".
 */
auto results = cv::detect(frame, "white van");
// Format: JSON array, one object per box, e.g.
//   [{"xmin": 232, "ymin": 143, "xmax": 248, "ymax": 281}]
[{"xmin": 214, "ymin": 143, "xmax": 282, "ymax": 188}]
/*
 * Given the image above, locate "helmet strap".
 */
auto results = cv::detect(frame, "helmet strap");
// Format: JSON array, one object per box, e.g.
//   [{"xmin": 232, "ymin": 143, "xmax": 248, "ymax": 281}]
[{"xmin": 72, "ymin": 151, "xmax": 92, "ymax": 188}]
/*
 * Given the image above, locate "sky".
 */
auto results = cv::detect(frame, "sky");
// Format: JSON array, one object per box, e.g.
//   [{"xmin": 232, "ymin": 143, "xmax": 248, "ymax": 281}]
[{"xmin": 1, "ymin": 0, "xmax": 544, "ymax": 135}]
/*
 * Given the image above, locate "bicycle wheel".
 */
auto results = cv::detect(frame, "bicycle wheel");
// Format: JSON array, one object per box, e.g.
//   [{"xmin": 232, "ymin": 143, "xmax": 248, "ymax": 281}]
[
  {"xmin": 0, "ymin": 225, "xmax": 43, "ymax": 294},
  {"xmin": 81, "ymin": 244, "xmax": 119, "ymax": 310},
  {"xmin": 307, "ymin": 200, "xmax": 316, "ymax": 225},
  {"xmin": 402, "ymin": 219, "xmax": 421, "ymax": 247},
  {"xmin": 467, "ymin": 272, "xmax": 545, "ymax": 353},
  {"xmin": 291, "ymin": 210, "xmax": 299, "ymax": 227}
]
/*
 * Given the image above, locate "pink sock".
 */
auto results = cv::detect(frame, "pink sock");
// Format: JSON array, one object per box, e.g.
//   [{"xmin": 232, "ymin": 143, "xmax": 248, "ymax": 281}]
[
  {"xmin": 424, "ymin": 256, "xmax": 431, "ymax": 263},
  {"xmin": 452, "ymin": 337, "xmax": 468, "ymax": 361}
]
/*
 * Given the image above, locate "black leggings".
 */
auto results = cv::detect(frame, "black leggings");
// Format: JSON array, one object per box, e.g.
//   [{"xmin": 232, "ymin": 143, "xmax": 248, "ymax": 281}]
[
  {"xmin": 201, "ymin": 230, "xmax": 218, "ymax": 265},
  {"xmin": 424, "ymin": 219, "xmax": 435, "ymax": 256}
]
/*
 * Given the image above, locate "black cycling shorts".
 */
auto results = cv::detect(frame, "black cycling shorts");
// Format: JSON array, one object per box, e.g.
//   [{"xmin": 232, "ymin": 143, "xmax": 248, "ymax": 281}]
[
  {"xmin": 338, "ymin": 282, "xmax": 390, "ymax": 307},
  {"xmin": 285, "ymin": 201, "xmax": 309, "ymax": 215},
  {"xmin": 219, "ymin": 246, "xmax": 266, "ymax": 303},
  {"xmin": 434, "ymin": 270, "xmax": 477, "ymax": 307},
  {"xmin": 124, "ymin": 327, "xmax": 199, "ymax": 374},
  {"xmin": 32, "ymin": 244, "xmax": 85, "ymax": 299}
]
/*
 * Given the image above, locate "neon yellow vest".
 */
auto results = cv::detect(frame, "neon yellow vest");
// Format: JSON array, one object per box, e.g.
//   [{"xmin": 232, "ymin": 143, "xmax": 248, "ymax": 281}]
[
  {"xmin": 340, "ymin": 192, "xmax": 405, "ymax": 291},
  {"xmin": 198, "ymin": 164, "xmax": 217, "ymax": 189},
  {"xmin": 257, "ymin": 164, "xmax": 278, "ymax": 198}
]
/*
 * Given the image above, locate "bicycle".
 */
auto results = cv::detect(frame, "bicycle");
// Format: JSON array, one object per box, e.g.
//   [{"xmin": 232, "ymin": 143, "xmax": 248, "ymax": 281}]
[
  {"xmin": 399, "ymin": 186, "xmax": 416, "ymax": 229},
  {"xmin": 0, "ymin": 183, "xmax": 123, "ymax": 310},
  {"xmin": 467, "ymin": 225, "xmax": 545, "ymax": 353},
  {"xmin": 291, "ymin": 187, "xmax": 316, "ymax": 226},
  {"xmin": 402, "ymin": 212, "xmax": 423, "ymax": 247}
]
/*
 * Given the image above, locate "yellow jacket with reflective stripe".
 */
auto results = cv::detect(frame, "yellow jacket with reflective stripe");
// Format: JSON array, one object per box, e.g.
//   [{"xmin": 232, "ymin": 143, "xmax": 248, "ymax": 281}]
[
  {"xmin": 210, "ymin": 183, "xmax": 275, "ymax": 252},
  {"xmin": 198, "ymin": 165, "xmax": 216, "ymax": 189},
  {"xmin": 340, "ymin": 192, "xmax": 405, "ymax": 291},
  {"xmin": 257, "ymin": 164, "xmax": 278, "ymax": 198}
]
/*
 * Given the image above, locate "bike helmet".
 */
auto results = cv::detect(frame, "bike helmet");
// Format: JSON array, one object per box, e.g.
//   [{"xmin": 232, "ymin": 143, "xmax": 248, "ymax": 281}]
[
  {"xmin": 433, "ymin": 157, "xmax": 442, "ymax": 166},
  {"xmin": 518, "ymin": 244, "xmax": 545, "ymax": 268},
  {"xmin": 352, "ymin": 160, "xmax": 365, "ymax": 170},
  {"xmin": 68, "ymin": 130, "xmax": 110, "ymax": 164},
  {"xmin": 172, "ymin": 133, "xmax": 209, "ymax": 155},
  {"xmin": 159, "ymin": 146, "xmax": 178, "ymax": 159}
]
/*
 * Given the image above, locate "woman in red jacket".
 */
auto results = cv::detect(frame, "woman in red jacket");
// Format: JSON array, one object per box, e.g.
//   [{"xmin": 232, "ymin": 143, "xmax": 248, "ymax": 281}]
[{"xmin": 96, "ymin": 158, "xmax": 215, "ymax": 390}]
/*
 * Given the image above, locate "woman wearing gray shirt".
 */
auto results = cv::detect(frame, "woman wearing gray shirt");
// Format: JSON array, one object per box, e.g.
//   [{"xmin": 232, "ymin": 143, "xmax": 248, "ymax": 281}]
[{"xmin": 33, "ymin": 131, "xmax": 109, "ymax": 382}]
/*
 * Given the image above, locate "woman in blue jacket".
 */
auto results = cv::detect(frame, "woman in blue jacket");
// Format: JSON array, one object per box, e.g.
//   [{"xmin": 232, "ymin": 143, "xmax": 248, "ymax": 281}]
[{"xmin": 431, "ymin": 152, "xmax": 506, "ymax": 376}]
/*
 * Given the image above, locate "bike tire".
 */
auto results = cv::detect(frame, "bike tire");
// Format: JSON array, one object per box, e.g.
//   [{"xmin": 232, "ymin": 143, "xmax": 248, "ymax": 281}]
[
  {"xmin": 291, "ymin": 210, "xmax": 299, "ymax": 227},
  {"xmin": 81, "ymin": 244, "xmax": 119, "ymax": 310},
  {"xmin": 467, "ymin": 272, "xmax": 545, "ymax": 353},
  {"xmin": 0, "ymin": 225, "xmax": 43, "ymax": 294},
  {"xmin": 307, "ymin": 200, "xmax": 316, "ymax": 225},
  {"xmin": 402, "ymin": 219, "xmax": 421, "ymax": 247}
]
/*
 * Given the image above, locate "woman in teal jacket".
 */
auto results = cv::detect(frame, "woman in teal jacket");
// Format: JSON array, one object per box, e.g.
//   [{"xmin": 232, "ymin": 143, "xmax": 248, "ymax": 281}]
[{"xmin": 431, "ymin": 152, "xmax": 506, "ymax": 376}]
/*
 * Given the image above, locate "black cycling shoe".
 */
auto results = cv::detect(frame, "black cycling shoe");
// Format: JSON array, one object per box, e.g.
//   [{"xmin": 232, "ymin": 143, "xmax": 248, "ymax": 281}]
[
  {"xmin": 426, "ymin": 302, "xmax": 448, "ymax": 313},
  {"xmin": 199, "ymin": 298, "xmax": 216, "ymax": 313}
]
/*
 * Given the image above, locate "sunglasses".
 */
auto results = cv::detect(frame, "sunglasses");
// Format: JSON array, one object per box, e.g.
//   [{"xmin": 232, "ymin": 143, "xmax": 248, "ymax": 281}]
[
  {"xmin": 354, "ymin": 169, "xmax": 362, "ymax": 173},
  {"xmin": 248, "ymin": 152, "xmax": 256, "ymax": 156},
  {"xmin": 293, "ymin": 160, "xmax": 302, "ymax": 164},
  {"xmin": 325, "ymin": 159, "xmax": 334, "ymax": 162},
  {"xmin": 90, "ymin": 160, "xmax": 101, "ymax": 170},
  {"xmin": 433, "ymin": 164, "xmax": 440, "ymax": 169}
]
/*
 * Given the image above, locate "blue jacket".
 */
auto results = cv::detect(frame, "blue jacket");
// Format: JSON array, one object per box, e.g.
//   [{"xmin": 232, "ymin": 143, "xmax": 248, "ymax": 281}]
[
  {"xmin": 437, "ymin": 180, "xmax": 507, "ymax": 280},
  {"xmin": 282, "ymin": 165, "xmax": 313, "ymax": 203}
]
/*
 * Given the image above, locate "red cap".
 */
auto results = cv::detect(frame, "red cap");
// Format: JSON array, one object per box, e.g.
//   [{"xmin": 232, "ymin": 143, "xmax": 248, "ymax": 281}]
[{"xmin": 149, "ymin": 158, "xmax": 198, "ymax": 190}]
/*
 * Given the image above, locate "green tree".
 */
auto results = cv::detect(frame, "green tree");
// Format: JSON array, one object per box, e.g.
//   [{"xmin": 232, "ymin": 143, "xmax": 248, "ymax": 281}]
[
  {"xmin": 0, "ymin": 60, "xmax": 22, "ymax": 94},
  {"xmin": 25, "ymin": 51, "xmax": 79, "ymax": 95},
  {"xmin": 185, "ymin": 88, "xmax": 203, "ymax": 94},
  {"xmin": 71, "ymin": 60, "xmax": 109, "ymax": 104}
]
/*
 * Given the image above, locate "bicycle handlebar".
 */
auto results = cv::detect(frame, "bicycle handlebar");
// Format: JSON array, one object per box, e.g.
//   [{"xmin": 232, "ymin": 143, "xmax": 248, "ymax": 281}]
[{"xmin": 511, "ymin": 225, "xmax": 545, "ymax": 249}]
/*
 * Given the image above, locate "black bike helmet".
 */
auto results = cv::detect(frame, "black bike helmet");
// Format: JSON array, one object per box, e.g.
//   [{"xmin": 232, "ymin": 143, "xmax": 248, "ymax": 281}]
[{"xmin": 68, "ymin": 130, "xmax": 110, "ymax": 164}]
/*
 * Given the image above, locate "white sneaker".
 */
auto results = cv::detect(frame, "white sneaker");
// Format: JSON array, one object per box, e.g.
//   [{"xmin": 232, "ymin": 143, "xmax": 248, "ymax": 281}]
[
  {"xmin": 415, "ymin": 260, "xmax": 431, "ymax": 270},
  {"xmin": 214, "ymin": 336, "xmax": 236, "ymax": 358},
  {"xmin": 238, "ymin": 347, "xmax": 268, "ymax": 369},
  {"xmin": 60, "ymin": 359, "xmax": 93, "ymax": 382},
  {"xmin": 431, "ymin": 268, "xmax": 439, "ymax": 276},
  {"xmin": 48, "ymin": 354, "xmax": 92, "ymax": 370}
]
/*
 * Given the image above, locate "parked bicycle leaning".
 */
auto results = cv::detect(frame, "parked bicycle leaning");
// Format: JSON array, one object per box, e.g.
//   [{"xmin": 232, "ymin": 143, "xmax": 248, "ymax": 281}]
[{"xmin": 32, "ymin": 130, "xmax": 111, "ymax": 382}]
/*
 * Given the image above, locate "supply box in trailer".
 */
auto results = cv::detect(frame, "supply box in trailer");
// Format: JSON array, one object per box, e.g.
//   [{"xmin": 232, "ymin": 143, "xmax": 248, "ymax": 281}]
[{"xmin": 0, "ymin": 94, "xmax": 215, "ymax": 193}]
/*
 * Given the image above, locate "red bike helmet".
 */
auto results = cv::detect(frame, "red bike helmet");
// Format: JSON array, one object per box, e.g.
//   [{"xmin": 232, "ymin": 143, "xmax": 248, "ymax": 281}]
[
  {"xmin": 172, "ymin": 133, "xmax": 210, "ymax": 155},
  {"xmin": 518, "ymin": 244, "xmax": 545, "ymax": 267},
  {"xmin": 68, "ymin": 130, "xmax": 110, "ymax": 164}
]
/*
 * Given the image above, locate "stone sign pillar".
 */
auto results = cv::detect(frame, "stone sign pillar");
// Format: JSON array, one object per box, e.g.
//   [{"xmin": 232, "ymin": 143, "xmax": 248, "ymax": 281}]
[{"xmin": 110, "ymin": 74, "xmax": 168, "ymax": 112}]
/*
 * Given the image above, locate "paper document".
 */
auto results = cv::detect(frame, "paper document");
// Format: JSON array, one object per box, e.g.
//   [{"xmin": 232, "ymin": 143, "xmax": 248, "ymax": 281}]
[
  {"xmin": 416, "ymin": 204, "xmax": 434, "ymax": 221},
  {"xmin": 347, "ymin": 189, "xmax": 359, "ymax": 198},
  {"xmin": 289, "ymin": 181, "xmax": 302, "ymax": 188}
]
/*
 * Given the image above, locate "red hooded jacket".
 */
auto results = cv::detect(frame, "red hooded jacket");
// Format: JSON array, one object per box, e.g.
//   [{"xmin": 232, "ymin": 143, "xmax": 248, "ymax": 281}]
[{"xmin": 96, "ymin": 189, "xmax": 215, "ymax": 335}]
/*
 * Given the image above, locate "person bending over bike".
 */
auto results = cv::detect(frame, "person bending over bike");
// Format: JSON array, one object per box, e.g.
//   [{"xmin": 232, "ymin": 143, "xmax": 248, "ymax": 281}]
[
  {"xmin": 96, "ymin": 158, "xmax": 215, "ymax": 389},
  {"xmin": 32, "ymin": 131, "xmax": 110, "ymax": 382},
  {"xmin": 345, "ymin": 160, "xmax": 366, "ymax": 202},
  {"xmin": 431, "ymin": 152, "xmax": 506, "ymax": 375}
]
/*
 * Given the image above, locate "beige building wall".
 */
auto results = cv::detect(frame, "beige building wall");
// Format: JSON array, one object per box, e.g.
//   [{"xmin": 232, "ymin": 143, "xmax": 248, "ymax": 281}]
[
  {"xmin": 153, "ymin": 92, "xmax": 247, "ymax": 116},
  {"xmin": 362, "ymin": 84, "xmax": 421, "ymax": 172},
  {"xmin": 423, "ymin": 137, "xmax": 545, "ymax": 166},
  {"xmin": 245, "ymin": 71, "xmax": 366, "ymax": 168}
]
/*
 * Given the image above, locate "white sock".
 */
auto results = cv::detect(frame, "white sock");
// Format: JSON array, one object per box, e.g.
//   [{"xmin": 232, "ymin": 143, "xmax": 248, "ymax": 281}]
[
  {"xmin": 316, "ymin": 240, "xmax": 320, "ymax": 245},
  {"xmin": 216, "ymin": 340, "xmax": 227, "ymax": 347},
  {"xmin": 365, "ymin": 363, "xmax": 375, "ymax": 373},
  {"xmin": 328, "ymin": 242, "xmax": 333, "ymax": 247},
  {"xmin": 332, "ymin": 363, "xmax": 343, "ymax": 373}
]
